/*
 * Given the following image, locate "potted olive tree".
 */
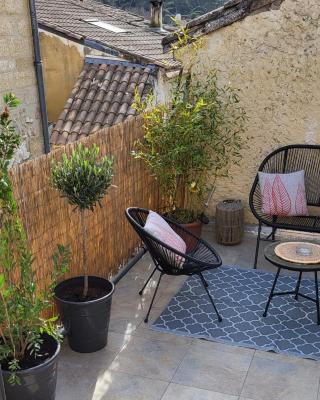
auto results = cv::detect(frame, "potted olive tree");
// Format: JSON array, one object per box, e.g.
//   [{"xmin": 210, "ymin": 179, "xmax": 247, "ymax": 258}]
[
  {"xmin": 133, "ymin": 71, "xmax": 247, "ymax": 238},
  {"xmin": 0, "ymin": 94, "xmax": 70, "ymax": 400},
  {"xmin": 52, "ymin": 144, "xmax": 114, "ymax": 353}
]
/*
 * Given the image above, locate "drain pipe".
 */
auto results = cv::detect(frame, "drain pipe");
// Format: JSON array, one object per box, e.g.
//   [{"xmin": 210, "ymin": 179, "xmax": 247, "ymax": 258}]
[
  {"xmin": 112, "ymin": 247, "xmax": 147, "ymax": 285},
  {"xmin": 29, "ymin": 0, "xmax": 50, "ymax": 154}
]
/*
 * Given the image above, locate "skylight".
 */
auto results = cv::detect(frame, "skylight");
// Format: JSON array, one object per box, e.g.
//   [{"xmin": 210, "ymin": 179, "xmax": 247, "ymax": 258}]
[{"xmin": 84, "ymin": 19, "xmax": 127, "ymax": 33}]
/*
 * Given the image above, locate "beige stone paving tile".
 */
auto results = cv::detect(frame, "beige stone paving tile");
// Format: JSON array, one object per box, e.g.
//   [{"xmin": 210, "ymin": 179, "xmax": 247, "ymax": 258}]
[
  {"xmin": 112, "ymin": 285, "xmax": 154, "ymax": 310},
  {"xmin": 241, "ymin": 353, "xmax": 319, "ymax": 400},
  {"xmin": 172, "ymin": 339, "xmax": 253, "ymax": 396},
  {"xmin": 161, "ymin": 383, "xmax": 239, "ymax": 400},
  {"xmin": 109, "ymin": 334, "xmax": 191, "ymax": 381},
  {"xmin": 254, "ymin": 349, "xmax": 320, "ymax": 369},
  {"xmin": 108, "ymin": 303, "xmax": 144, "ymax": 335},
  {"xmin": 56, "ymin": 345, "xmax": 119, "ymax": 400},
  {"xmin": 133, "ymin": 322, "xmax": 193, "ymax": 345},
  {"xmin": 59, "ymin": 342, "xmax": 118, "ymax": 369},
  {"xmin": 107, "ymin": 332, "xmax": 133, "ymax": 353},
  {"xmin": 92, "ymin": 371, "xmax": 169, "ymax": 400},
  {"xmin": 56, "ymin": 364, "xmax": 99, "ymax": 400},
  {"xmin": 190, "ymin": 338, "xmax": 255, "ymax": 356}
]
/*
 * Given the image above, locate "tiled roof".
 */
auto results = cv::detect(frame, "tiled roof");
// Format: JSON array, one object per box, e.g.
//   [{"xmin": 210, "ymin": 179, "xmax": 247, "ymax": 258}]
[
  {"xmin": 50, "ymin": 59, "xmax": 153, "ymax": 145},
  {"xmin": 163, "ymin": 0, "xmax": 284, "ymax": 51},
  {"xmin": 36, "ymin": 0, "xmax": 179, "ymax": 69}
]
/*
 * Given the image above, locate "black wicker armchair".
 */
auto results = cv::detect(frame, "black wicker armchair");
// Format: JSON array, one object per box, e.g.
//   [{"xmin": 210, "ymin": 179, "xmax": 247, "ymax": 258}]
[
  {"xmin": 249, "ymin": 144, "xmax": 320, "ymax": 269},
  {"xmin": 125, "ymin": 207, "xmax": 223, "ymax": 323}
]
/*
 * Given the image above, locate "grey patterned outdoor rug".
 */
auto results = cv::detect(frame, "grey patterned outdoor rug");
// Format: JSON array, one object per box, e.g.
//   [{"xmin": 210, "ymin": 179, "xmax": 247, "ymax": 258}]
[{"xmin": 152, "ymin": 266, "xmax": 320, "ymax": 360}]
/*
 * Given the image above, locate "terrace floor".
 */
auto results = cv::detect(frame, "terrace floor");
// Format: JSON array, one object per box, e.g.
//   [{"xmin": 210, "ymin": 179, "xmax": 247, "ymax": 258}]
[{"xmin": 57, "ymin": 226, "xmax": 320, "ymax": 400}]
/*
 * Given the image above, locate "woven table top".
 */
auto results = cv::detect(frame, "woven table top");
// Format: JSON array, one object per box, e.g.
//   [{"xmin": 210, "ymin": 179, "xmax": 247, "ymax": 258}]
[{"xmin": 275, "ymin": 242, "xmax": 320, "ymax": 265}]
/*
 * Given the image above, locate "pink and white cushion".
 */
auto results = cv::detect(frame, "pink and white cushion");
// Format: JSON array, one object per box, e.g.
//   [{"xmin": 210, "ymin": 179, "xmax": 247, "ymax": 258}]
[
  {"xmin": 144, "ymin": 211, "xmax": 187, "ymax": 268},
  {"xmin": 258, "ymin": 170, "xmax": 308, "ymax": 216}
]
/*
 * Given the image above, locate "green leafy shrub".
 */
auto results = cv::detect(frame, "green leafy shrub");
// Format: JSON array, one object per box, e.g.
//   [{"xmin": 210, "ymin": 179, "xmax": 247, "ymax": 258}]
[
  {"xmin": 51, "ymin": 144, "xmax": 113, "ymax": 298},
  {"xmin": 0, "ymin": 94, "xmax": 70, "ymax": 385},
  {"xmin": 133, "ymin": 71, "xmax": 247, "ymax": 222}
]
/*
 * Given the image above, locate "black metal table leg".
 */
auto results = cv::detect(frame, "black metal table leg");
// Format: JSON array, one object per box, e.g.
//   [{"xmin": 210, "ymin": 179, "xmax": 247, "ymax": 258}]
[
  {"xmin": 315, "ymin": 271, "xmax": 320, "ymax": 325},
  {"xmin": 263, "ymin": 267, "xmax": 281, "ymax": 317},
  {"xmin": 253, "ymin": 222, "xmax": 262, "ymax": 269},
  {"xmin": 295, "ymin": 271, "xmax": 303, "ymax": 300}
]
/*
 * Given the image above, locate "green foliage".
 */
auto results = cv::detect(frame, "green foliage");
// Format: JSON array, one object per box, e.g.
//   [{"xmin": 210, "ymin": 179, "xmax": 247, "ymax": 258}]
[
  {"xmin": 0, "ymin": 93, "xmax": 21, "ymax": 216},
  {"xmin": 133, "ymin": 71, "xmax": 247, "ymax": 220},
  {"xmin": 51, "ymin": 144, "xmax": 113, "ymax": 298},
  {"xmin": 0, "ymin": 94, "xmax": 71, "ymax": 384},
  {"xmin": 0, "ymin": 242, "xmax": 70, "ymax": 385},
  {"xmin": 51, "ymin": 144, "xmax": 113, "ymax": 212}
]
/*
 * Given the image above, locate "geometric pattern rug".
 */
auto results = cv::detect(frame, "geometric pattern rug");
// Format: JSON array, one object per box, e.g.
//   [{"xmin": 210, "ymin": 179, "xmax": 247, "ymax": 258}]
[{"xmin": 152, "ymin": 266, "xmax": 320, "ymax": 360}]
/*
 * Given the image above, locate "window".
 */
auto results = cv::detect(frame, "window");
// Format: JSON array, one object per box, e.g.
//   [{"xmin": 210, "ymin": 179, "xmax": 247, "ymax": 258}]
[{"xmin": 84, "ymin": 19, "xmax": 127, "ymax": 33}]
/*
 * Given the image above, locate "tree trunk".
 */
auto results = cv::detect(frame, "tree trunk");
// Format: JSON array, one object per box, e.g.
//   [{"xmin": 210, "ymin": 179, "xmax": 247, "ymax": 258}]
[{"xmin": 80, "ymin": 210, "xmax": 89, "ymax": 299}]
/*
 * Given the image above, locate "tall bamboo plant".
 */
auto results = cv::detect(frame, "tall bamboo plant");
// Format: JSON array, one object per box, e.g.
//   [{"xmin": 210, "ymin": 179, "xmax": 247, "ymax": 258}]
[
  {"xmin": 133, "ymin": 72, "xmax": 247, "ymax": 222},
  {"xmin": 0, "ymin": 94, "xmax": 70, "ymax": 385},
  {"xmin": 51, "ymin": 144, "xmax": 113, "ymax": 299},
  {"xmin": 132, "ymin": 23, "xmax": 247, "ymax": 222}
]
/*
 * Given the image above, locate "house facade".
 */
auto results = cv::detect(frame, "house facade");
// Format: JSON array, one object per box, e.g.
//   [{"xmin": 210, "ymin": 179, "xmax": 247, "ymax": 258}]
[
  {"xmin": 0, "ymin": 0, "xmax": 45, "ymax": 162},
  {"xmin": 164, "ymin": 0, "xmax": 320, "ymax": 222},
  {"xmin": 36, "ymin": 0, "xmax": 180, "ymax": 143}
]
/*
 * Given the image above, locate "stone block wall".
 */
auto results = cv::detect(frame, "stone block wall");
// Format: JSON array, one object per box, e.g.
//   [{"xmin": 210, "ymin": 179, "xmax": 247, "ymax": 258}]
[{"xmin": 0, "ymin": 0, "xmax": 44, "ymax": 162}]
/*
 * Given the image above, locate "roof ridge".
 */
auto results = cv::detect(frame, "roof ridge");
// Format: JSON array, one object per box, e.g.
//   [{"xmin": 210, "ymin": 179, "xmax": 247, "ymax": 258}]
[{"xmin": 162, "ymin": 0, "xmax": 284, "ymax": 50}]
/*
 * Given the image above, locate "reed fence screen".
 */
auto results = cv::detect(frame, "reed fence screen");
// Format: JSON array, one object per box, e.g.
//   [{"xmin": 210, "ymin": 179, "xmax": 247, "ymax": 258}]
[{"xmin": 10, "ymin": 117, "xmax": 162, "ymax": 286}]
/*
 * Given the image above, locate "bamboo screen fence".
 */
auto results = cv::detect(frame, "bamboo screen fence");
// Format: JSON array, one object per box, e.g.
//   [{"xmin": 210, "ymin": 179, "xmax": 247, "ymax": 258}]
[{"xmin": 9, "ymin": 116, "xmax": 162, "ymax": 286}]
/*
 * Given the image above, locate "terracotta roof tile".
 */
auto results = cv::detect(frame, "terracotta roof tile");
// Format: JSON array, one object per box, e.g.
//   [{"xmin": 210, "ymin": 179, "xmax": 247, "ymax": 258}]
[
  {"xmin": 50, "ymin": 60, "xmax": 153, "ymax": 145},
  {"xmin": 36, "ymin": 0, "xmax": 179, "ymax": 69}
]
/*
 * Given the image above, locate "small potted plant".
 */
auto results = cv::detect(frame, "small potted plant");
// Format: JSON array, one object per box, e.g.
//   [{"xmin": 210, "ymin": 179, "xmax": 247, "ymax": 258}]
[
  {"xmin": 0, "ymin": 94, "xmax": 70, "ymax": 400},
  {"xmin": 52, "ymin": 143, "xmax": 114, "ymax": 353},
  {"xmin": 133, "ymin": 71, "xmax": 246, "ymax": 240}
]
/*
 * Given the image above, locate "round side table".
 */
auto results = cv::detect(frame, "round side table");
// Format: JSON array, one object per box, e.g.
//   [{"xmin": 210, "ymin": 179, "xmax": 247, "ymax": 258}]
[{"xmin": 264, "ymin": 241, "xmax": 320, "ymax": 325}]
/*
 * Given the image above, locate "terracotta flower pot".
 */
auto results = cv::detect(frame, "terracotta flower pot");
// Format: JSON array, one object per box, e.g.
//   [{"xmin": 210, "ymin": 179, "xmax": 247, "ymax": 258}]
[{"xmin": 181, "ymin": 220, "xmax": 203, "ymax": 252}]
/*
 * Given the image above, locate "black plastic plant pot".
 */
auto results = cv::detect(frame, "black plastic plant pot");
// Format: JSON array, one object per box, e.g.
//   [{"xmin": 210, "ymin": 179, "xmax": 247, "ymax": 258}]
[
  {"xmin": 1, "ymin": 335, "xmax": 60, "ymax": 400},
  {"xmin": 54, "ymin": 276, "xmax": 114, "ymax": 353}
]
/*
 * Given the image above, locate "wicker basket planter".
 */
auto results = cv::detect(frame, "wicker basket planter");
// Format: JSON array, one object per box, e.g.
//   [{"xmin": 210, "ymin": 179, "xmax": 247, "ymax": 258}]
[{"xmin": 216, "ymin": 199, "xmax": 244, "ymax": 245}]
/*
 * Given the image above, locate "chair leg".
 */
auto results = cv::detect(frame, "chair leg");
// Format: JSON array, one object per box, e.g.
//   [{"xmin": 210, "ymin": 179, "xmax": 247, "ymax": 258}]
[
  {"xmin": 199, "ymin": 274, "xmax": 222, "ymax": 323},
  {"xmin": 266, "ymin": 227, "xmax": 277, "ymax": 241},
  {"xmin": 139, "ymin": 267, "xmax": 157, "ymax": 296},
  {"xmin": 315, "ymin": 271, "xmax": 320, "ymax": 325},
  {"xmin": 295, "ymin": 271, "xmax": 302, "ymax": 300},
  {"xmin": 144, "ymin": 273, "xmax": 163, "ymax": 323},
  {"xmin": 253, "ymin": 222, "xmax": 262, "ymax": 269},
  {"xmin": 200, "ymin": 272, "xmax": 209, "ymax": 287}
]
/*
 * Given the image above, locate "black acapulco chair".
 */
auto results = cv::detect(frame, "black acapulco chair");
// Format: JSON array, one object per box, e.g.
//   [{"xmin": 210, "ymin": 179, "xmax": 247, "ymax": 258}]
[
  {"xmin": 249, "ymin": 144, "xmax": 320, "ymax": 269},
  {"xmin": 125, "ymin": 207, "xmax": 223, "ymax": 323}
]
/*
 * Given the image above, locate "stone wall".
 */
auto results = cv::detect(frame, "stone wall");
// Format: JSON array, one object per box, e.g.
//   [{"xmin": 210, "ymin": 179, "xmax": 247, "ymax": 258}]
[
  {"xmin": 0, "ymin": 0, "xmax": 44, "ymax": 162},
  {"xmin": 177, "ymin": 0, "xmax": 320, "ymax": 222}
]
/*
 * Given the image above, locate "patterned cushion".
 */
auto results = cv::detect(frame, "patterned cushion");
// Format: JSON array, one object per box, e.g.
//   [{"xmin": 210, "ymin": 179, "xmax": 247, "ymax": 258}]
[
  {"xmin": 258, "ymin": 170, "xmax": 308, "ymax": 216},
  {"xmin": 144, "ymin": 211, "xmax": 187, "ymax": 268}
]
